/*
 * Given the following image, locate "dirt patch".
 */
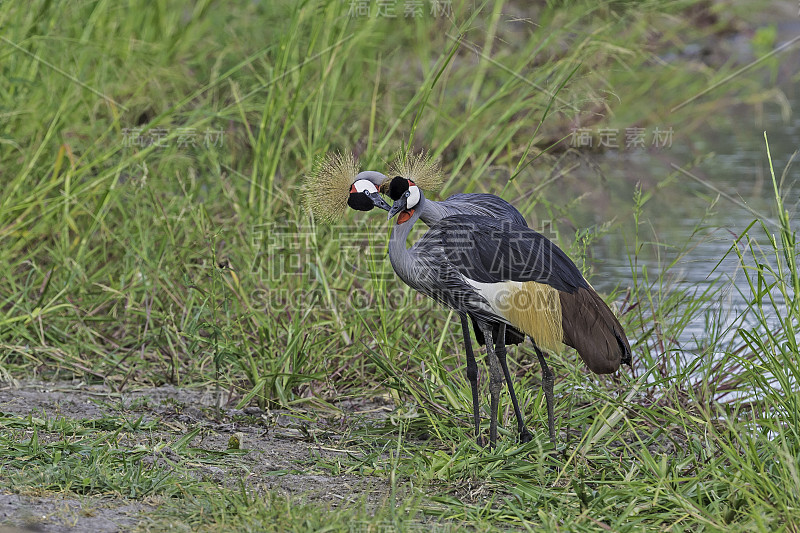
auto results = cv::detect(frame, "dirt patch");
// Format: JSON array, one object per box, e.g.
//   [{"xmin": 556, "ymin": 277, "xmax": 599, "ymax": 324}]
[
  {"xmin": 0, "ymin": 381, "xmax": 396, "ymax": 532},
  {"xmin": 0, "ymin": 492, "xmax": 149, "ymax": 533}
]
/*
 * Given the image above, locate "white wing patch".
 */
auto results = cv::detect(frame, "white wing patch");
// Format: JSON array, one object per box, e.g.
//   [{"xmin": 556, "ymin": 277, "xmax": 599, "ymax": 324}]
[{"xmin": 463, "ymin": 278, "xmax": 523, "ymax": 318}]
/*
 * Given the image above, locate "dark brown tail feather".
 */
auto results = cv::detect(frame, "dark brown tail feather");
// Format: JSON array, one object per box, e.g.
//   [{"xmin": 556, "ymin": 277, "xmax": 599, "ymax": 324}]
[{"xmin": 559, "ymin": 287, "xmax": 632, "ymax": 374}]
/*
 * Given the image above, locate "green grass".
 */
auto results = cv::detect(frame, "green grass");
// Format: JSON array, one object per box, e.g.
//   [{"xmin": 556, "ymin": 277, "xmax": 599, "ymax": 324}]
[{"xmin": 1, "ymin": 0, "xmax": 798, "ymax": 531}]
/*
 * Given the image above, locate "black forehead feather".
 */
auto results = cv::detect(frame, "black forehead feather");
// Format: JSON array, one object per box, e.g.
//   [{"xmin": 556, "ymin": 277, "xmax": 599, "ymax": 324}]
[
  {"xmin": 388, "ymin": 176, "xmax": 409, "ymax": 200},
  {"xmin": 347, "ymin": 191, "xmax": 375, "ymax": 212}
]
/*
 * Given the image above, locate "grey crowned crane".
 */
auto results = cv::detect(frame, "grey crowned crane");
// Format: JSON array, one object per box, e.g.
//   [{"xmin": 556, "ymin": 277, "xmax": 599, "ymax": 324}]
[
  {"xmin": 387, "ymin": 179, "xmax": 631, "ymax": 447},
  {"xmin": 305, "ymin": 152, "xmax": 543, "ymax": 443},
  {"xmin": 381, "ymin": 173, "xmax": 542, "ymax": 444}
]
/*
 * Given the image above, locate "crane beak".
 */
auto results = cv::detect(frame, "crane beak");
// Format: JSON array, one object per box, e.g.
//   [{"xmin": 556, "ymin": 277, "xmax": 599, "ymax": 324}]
[
  {"xmin": 388, "ymin": 197, "xmax": 407, "ymax": 220},
  {"xmin": 368, "ymin": 191, "xmax": 392, "ymax": 212}
]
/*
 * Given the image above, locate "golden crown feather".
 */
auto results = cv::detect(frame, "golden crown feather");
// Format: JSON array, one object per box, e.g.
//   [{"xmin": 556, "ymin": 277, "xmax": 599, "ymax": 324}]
[
  {"xmin": 387, "ymin": 150, "xmax": 444, "ymax": 193},
  {"xmin": 302, "ymin": 151, "xmax": 361, "ymax": 224}
]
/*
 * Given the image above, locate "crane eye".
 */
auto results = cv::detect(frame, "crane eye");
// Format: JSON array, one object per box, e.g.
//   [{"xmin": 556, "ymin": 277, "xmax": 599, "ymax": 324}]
[{"xmin": 404, "ymin": 191, "xmax": 410, "ymax": 197}]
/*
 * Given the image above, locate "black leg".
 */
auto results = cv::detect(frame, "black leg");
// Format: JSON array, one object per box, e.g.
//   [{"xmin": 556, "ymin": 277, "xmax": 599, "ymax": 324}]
[
  {"xmin": 460, "ymin": 313, "xmax": 482, "ymax": 446},
  {"xmin": 479, "ymin": 323, "xmax": 503, "ymax": 448},
  {"xmin": 495, "ymin": 324, "xmax": 533, "ymax": 443},
  {"xmin": 533, "ymin": 343, "xmax": 556, "ymax": 446}
]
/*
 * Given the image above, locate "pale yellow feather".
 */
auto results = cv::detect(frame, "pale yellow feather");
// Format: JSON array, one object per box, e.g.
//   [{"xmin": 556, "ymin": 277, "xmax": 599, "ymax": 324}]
[
  {"xmin": 388, "ymin": 151, "xmax": 444, "ymax": 193},
  {"xmin": 499, "ymin": 281, "xmax": 563, "ymax": 352},
  {"xmin": 302, "ymin": 152, "xmax": 359, "ymax": 224}
]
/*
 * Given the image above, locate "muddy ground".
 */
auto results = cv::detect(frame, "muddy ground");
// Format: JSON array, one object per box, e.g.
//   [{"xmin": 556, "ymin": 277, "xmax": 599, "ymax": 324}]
[{"xmin": 0, "ymin": 381, "xmax": 397, "ymax": 532}]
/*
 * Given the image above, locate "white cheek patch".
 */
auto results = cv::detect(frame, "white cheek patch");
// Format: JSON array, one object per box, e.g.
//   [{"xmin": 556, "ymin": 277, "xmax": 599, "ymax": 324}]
[
  {"xmin": 352, "ymin": 179, "xmax": 378, "ymax": 194},
  {"xmin": 406, "ymin": 185, "xmax": 420, "ymax": 209}
]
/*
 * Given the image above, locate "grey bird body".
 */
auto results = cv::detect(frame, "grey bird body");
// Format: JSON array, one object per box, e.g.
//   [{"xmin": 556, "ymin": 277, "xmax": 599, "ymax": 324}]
[
  {"xmin": 387, "ymin": 182, "xmax": 537, "ymax": 444},
  {"xmin": 388, "ymin": 185, "xmax": 631, "ymax": 446},
  {"xmin": 391, "ymin": 182, "xmax": 531, "ymax": 344},
  {"xmin": 389, "ymin": 203, "xmax": 498, "ymax": 324},
  {"xmin": 413, "ymin": 193, "xmax": 529, "ymax": 342},
  {"xmin": 389, "ymin": 195, "xmax": 590, "ymax": 336},
  {"xmin": 417, "ymin": 193, "xmax": 528, "ymax": 227}
]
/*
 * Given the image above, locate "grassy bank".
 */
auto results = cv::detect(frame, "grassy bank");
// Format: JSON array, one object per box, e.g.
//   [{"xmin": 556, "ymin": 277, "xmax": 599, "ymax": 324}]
[{"xmin": 1, "ymin": 0, "xmax": 797, "ymax": 530}]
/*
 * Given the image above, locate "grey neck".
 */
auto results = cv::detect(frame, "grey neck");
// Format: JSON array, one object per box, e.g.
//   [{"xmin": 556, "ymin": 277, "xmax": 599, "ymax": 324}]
[
  {"xmin": 388, "ymin": 194, "xmax": 426, "ymax": 281},
  {"xmin": 417, "ymin": 198, "xmax": 449, "ymax": 226}
]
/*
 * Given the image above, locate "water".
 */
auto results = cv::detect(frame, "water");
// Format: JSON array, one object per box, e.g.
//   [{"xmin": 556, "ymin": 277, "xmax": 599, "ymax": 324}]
[{"xmin": 525, "ymin": 22, "xmax": 800, "ymax": 351}]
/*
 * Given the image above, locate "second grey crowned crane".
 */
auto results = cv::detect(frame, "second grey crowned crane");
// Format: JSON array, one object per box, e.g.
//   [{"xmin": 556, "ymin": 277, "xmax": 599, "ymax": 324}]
[{"xmin": 387, "ymin": 180, "xmax": 631, "ymax": 448}]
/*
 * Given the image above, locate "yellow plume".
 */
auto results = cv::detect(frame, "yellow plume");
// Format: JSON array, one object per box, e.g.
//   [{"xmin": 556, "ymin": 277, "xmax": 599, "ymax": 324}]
[
  {"xmin": 502, "ymin": 282, "xmax": 563, "ymax": 353},
  {"xmin": 388, "ymin": 151, "xmax": 444, "ymax": 193},
  {"xmin": 302, "ymin": 152, "xmax": 359, "ymax": 224}
]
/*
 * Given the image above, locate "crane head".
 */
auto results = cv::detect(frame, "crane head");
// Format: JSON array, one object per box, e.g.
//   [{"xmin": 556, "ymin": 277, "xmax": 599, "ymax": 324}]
[
  {"xmin": 347, "ymin": 179, "xmax": 392, "ymax": 212},
  {"xmin": 387, "ymin": 176, "xmax": 421, "ymax": 224},
  {"xmin": 302, "ymin": 152, "xmax": 391, "ymax": 223}
]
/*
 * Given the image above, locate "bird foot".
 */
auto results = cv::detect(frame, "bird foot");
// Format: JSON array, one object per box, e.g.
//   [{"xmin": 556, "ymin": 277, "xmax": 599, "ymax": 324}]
[{"xmin": 519, "ymin": 429, "xmax": 533, "ymax": 444}]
